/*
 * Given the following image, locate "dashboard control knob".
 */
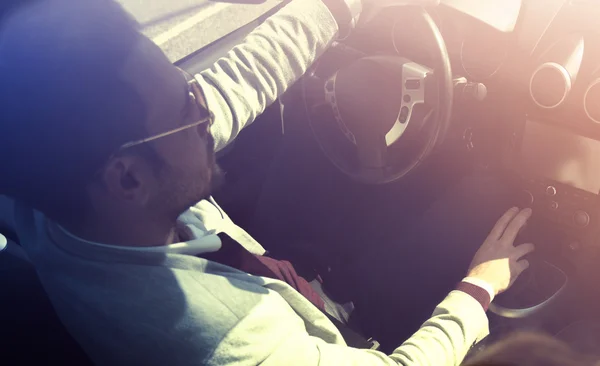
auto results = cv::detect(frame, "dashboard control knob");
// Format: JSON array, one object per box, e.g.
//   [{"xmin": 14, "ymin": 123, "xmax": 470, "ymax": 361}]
[
  {"xmin": 518, "ymin": 190, "xmax": 534, "ymax": 206},
  {"xmin": 546, "ymin": 186, "xmax": 557, "ymax": 196},
  {"xmin": 455, "ymin": 80, "xmax": 488, "ymax": 102},
  {"xmin": 568, "ymin": 241, "xmax": 581, "ymax": 251},
  {"xmin": 549, "ymin": 201, "xmax": 559, "ymax": 210},
  {"xmin": 573, "ymin": 210, "xmax": 590, "ymax": 227},
  {"xmin": 584, "ymin": 79, "xmax": 600, "ymax": 124},
  {"xmin": 463, "ymin": 128, "xmax": 474, "ymax": 151}
]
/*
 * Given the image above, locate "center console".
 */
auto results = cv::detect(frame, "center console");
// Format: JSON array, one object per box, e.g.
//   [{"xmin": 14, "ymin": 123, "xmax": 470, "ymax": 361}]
[
  {"xmin": 469, "ymin": 0, "xmax": 600, "ymax": 334},
  {"xmin": 495, "ymin": 118, "xmax": 600, "ymax": 319},
  {"xmin": 506, "ymin": 118, "xmax": 600, "ymax": 249},
  {"xmin": 492, "ymin": 25, "xmax": 600, "ymax": 322},
  {"xmin": 506, "ymin": 0, "xmax": 600, "ymax": 253}
]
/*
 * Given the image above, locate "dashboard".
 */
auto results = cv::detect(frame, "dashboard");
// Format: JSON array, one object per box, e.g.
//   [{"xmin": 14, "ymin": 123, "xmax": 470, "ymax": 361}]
[
  {"xmin": 359, "ymin": 0, "xmax": 600, "ymax": 256},
  {"xmin": 390, "ymin": 7, "xmax": 512, "ymax": 80},
  {"xmin": 502, "ymin": 0, "xmax": 600, "ymax": 248},
  {"xmin": 389, "ymin": 0, "xmax": 567, "ymax": 83}
]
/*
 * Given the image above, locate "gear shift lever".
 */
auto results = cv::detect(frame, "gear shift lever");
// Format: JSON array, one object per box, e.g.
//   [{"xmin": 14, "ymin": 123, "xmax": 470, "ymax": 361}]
[{"xmin": 490, "ymin": 259, "xmax": 568, "ymax": 318}]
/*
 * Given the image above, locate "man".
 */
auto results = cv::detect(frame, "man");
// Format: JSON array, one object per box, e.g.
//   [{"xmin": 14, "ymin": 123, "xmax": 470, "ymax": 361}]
[{"xmin": 0, "ymin": 0, "xmax": 534, "ymax": 364}]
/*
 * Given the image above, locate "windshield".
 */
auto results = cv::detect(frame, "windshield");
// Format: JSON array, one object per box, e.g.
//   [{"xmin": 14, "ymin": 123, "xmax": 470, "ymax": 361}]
[{"xmin": 117, "ymin": 0, "xmax": 281, "ymax": 61}]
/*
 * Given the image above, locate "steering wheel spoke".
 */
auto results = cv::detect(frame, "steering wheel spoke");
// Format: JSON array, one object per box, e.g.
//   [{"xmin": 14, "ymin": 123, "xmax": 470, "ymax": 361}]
[
  {"xmin": 355, "ymin": 135, "xmax": 388, "ymax": 169},
  {"xmin": 385, "ymin": 62, "xmax": 431, "ymax": 146},
  {"xmin": 301, "ymin": 8, "xmax": 452, "ymax": 184}
]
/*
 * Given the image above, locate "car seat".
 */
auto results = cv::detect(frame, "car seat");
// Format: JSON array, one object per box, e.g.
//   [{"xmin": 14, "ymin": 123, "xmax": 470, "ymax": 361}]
[
  {"xmin": 0, "ymin": 231, "xmax": 375, "ymax": 360},
  {"xmin": 0, "ymin": 232, "xmax": 93, "ymax": 364}
]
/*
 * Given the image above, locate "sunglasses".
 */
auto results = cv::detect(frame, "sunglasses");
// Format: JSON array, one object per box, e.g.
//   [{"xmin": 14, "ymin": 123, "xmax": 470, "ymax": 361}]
[
  {"xmin": 118, "ymin": 68, "xmax": 214, "ymax": 151},
  {"xmin": 95, "ymin": 68, "xmax": 214, "ymax": 176}
]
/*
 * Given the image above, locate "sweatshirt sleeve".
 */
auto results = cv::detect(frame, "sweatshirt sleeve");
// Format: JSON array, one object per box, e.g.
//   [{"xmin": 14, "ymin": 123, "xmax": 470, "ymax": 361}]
[
  {"xmin": 259, "ymin": 291, "xmax": 489, "ymax": 366},
  {"xmin": 195, "ymin": 0, "xmax": 340, "ymax": 152}
]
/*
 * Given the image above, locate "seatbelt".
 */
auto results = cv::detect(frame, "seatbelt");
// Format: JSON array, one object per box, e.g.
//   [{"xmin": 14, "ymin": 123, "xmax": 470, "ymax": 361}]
[
  {"xmin": 324, "ymin": 312, "xmax": 380, "ymax": 350},
  {"xmin": 203, "ymin": 234, "xmax": 380, "ymax": 350},
  {"xmin": 202, "ymin": 234, "xmax": 326, "ymax": 311},
  {"xmin": 209, "ymin": 233, "xmax": 379, "ymax": 350}
]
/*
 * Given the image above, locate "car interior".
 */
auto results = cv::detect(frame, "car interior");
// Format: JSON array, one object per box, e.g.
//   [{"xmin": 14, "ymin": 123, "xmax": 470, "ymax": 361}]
[{"xmin": 3, "ymin": 0, "xmax": 600, "ymax": 363}]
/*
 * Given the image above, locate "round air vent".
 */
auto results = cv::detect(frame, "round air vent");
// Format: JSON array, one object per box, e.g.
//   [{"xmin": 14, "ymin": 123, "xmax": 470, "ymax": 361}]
[
  {"xmin": 584, "ymin": 79, "xmax": 600, "ymax": 124},
  {"xmin": 530, "ymin": 62, "xmax": 572, "ymax": 109}
]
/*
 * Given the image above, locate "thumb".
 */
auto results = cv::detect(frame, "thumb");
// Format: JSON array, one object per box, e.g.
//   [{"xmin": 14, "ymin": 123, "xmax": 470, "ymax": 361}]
[{"xmin": 516, "ymin": 259, "xmax": 530, "ymax": 273}]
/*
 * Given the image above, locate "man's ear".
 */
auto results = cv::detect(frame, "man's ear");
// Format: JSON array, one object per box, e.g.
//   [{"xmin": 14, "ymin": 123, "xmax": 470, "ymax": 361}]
[{"xmin": 99, "ymin": 155, "xmax": 157, "ymax": 206}]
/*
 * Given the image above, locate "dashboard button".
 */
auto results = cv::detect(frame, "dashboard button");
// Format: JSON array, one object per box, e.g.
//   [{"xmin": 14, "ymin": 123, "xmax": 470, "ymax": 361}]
[
  {"xmin": 573, "ymin": 210, "xmax": 590, "ymax": 227},
  {"xmin": 403, "ymin": 94, "xmax": 411, "ymax": 103},
  {"xmin": 546, "ymin": 186, "xmax": 557, "ymax": 196},
  {"xmin": 463, "ymin": 128, "xmax": 474, "ymax": 151},
  {"xmin": 549, "ymin": 201, "xmax": 559, "ymax": 210},
  {"xmin": 568, "ymin": 241, "xmax": 581, "ymax": 252},
  {"xmin": 399, "ymin": 106, "xmax": 409, "ymax": 123},
  {"xmin": 405, "ymin": 79, "xmax": 421, "ymax": 90}
]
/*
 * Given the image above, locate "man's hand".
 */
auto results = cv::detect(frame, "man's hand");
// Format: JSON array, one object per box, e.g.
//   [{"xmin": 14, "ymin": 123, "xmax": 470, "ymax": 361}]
[{"xmin": 467, "ymin": 207, "xmax": 535, "ymax": 296}]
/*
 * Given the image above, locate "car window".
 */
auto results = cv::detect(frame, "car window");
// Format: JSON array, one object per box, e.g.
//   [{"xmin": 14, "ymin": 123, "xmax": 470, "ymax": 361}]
[{"xmin": 117, "ymin": 0, "xmax": 282, "ymax": 62}]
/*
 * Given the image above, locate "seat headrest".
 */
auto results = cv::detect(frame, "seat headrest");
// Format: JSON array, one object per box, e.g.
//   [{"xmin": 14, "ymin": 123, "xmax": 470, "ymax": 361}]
[
  {"xmin": 0, "ymin": 233, "xmax": 31, "ymax": 267},
  {"xmin": 0, "ymin": 233, "xmax": 6, "ymax": 252}
]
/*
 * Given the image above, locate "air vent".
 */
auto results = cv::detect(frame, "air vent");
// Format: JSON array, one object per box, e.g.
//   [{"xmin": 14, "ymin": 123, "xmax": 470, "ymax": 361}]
[
  {"xmin": 584, "ymin": 79, "xmax": 600, "ymax": 123},
  {"xmin": 530, "ymin": 34, "xmax": 585, "ymax": 109},
  {"xmin": 530, "ymin": 62, "xmax": 572, "ymax": 109}
]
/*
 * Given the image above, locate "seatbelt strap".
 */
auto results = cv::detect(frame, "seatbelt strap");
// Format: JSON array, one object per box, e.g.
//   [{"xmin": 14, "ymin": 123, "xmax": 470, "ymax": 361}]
[{"xmin": 323, "ymin": 312, "xmax": 380, "ymax": 350}]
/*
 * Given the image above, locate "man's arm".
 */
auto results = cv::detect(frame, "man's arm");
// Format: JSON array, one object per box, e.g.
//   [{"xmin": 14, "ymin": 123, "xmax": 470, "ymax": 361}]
[
  {"xmin": 246, "ymin": 208, "xmax": 533, "ymax": 366},
  {"xmin": 255, "ymin": 290, "xmax": 489, "ymax": 366},
  {"xmin": 195, "ymin": 0, "xmax": 347, "ymax": 152}
]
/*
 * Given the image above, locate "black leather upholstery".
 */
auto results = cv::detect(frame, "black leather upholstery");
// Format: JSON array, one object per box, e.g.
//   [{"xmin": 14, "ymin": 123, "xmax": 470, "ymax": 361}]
[{"xmin": 0, "ymin": 237, "xmax": 92, "ymax": 364}]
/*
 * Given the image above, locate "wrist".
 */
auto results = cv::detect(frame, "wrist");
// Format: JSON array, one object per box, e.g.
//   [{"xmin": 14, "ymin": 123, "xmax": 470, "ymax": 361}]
[
  {"xmin": 455, "ymin": 277, "xmax": 496, "ymax": 312},
  {"xmin": 462, "ymin": 277, "xmax": 496, "ymax": 302},
  {"xmin": 320, "ymin": 0, "xmax": 362, "ymax": 39}
]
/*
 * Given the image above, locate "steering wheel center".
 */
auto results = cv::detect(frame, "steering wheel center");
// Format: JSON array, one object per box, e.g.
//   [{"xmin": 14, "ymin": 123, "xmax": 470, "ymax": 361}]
[
  {"xmin": 325, "ymin": 57, "xmax": 431, "ymax": 148},
  {"xmin": 300, "ymin": 8, "xmax": 453, "ymax": 184}
]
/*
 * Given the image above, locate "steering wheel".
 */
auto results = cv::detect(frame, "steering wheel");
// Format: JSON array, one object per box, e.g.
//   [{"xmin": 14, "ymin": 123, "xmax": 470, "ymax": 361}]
[{"xmin": 302, "ymin": 7, "xmax": 453, "ymax": 184}]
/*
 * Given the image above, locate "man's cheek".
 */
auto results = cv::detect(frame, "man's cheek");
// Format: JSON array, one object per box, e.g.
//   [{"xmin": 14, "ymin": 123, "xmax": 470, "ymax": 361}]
[
  {"xmin": 210, "ymin": 163, "xmax": 225, "ymax": 191},
  {"xmin": 207, "ymin": 132, "xmax": 216, "ymax": 154}
]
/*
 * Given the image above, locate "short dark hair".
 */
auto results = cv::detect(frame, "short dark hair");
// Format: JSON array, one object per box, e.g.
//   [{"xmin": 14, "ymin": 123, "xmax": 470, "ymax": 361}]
[
  {"xmin": 464, "ymin": 332, "xmax": 595, "ymax": 366},
  {"xmin": 0, "ymin": 0, "xmax": 149, "ymax": 221}
]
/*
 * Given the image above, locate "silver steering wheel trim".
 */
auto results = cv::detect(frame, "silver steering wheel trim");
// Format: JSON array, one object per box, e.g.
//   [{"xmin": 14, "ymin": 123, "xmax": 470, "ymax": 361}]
[{"xmin": 324, "ymin": 61, "xmax": 431, "ymax": 147}]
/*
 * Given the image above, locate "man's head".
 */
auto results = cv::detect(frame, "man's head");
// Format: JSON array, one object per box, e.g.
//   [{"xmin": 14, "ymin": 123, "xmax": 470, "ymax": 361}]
[
  {"xmin": 0, "ymin": 0, "xmax": 221, "ymax": 235},
  {"xmin": 463, "ymin": 332, "xmax": 595, "ymax": 366}
]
